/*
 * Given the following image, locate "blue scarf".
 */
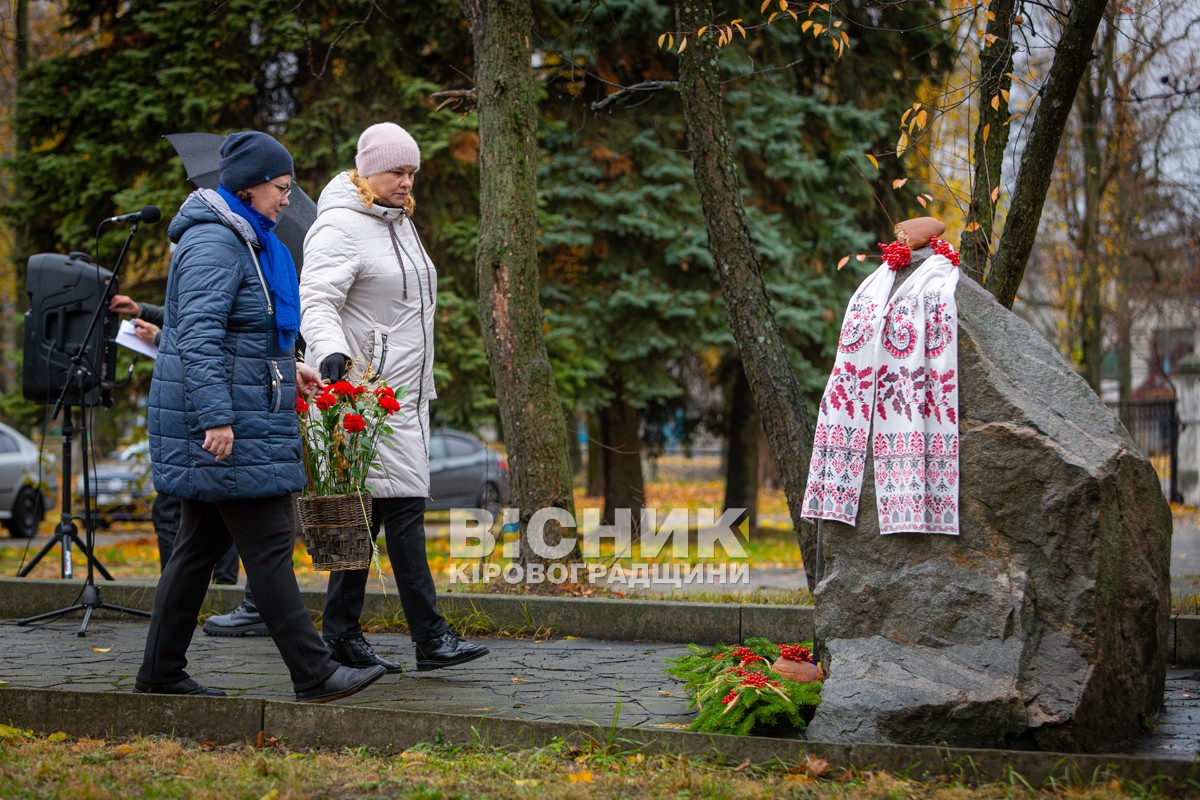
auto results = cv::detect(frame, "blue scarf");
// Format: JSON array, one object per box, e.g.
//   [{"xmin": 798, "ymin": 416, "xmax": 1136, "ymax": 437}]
[{"xmin": 216, "ymin": 185, "xmax": 300, "ymax": 351}]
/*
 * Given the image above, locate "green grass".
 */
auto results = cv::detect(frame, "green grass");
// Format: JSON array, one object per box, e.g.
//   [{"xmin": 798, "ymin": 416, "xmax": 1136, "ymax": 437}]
[{"xmin": 0, "ymin": 728, "xmax": 1174, "ymax": 799}]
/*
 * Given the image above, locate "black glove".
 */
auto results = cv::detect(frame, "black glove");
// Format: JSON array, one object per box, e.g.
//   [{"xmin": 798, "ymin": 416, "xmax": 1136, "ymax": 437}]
[{"xmin": 320, "ymin": 353, "xmax": 350, "ymax": 383}]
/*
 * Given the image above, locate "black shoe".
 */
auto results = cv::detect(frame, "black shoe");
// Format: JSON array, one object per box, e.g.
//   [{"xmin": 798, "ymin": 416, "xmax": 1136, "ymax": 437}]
[
  {"xmin": 415, "ymin": 632, "xmax": 489, "ymax": 672},
  {"xmin": 295, "ymin": 664, "xmax": 386, "ymax": 704},
  {"xmin": 134, "ymin": 677, "xmax": 226, "ymax": 697},
  {"xmin": 327, "ymin": 635, "xmax": 403, "ymax": 674},
  {"xmin": 203, "ymin": 599, "xmax": 269, "ymax": 637}
]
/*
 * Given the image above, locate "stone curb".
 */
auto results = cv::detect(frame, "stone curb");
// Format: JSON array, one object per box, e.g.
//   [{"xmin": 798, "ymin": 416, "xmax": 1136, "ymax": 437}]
[
  {"xmin": 0, "ymin": 687, "xmax": 1196, "ymax": 790},
  {"xmin": 2, "ymin": 577, "xmax": 1198, "ymax": 664},
  {"xmin": 0, "ymin": 577, "xmax": 810, "ymax": 646}
]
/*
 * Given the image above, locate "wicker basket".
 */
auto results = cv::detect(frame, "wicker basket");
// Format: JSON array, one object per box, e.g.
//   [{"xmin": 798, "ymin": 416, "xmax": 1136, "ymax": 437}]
[{"xmin": 297, "ymin": 492, "xmax": 373, "ymax": 571}]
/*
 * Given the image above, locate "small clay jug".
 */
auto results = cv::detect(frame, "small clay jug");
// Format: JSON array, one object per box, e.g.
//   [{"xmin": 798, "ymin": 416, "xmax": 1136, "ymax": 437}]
[{"xmin": 771, "ymin": 656, "xmax": 825, "ymax": 684}]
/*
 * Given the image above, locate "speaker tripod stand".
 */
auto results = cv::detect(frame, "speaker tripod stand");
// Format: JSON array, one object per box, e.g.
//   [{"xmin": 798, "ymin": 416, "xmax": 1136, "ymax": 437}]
[{"xmin": 17, "ymin": 401, "xmax": 151, "ymax": 635}]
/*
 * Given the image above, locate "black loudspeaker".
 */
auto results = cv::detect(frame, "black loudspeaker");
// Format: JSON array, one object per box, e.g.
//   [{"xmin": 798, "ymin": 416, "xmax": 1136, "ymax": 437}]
[{"xmin": 22, "ymin": 252, "xmax": 117, "ymax": 407}]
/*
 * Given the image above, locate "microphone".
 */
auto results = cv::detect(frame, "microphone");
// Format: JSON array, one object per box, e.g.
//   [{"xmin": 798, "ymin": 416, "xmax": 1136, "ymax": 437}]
[{"xmin": 102, "ymin": 206, "xmax": 162, "ymax": 226}]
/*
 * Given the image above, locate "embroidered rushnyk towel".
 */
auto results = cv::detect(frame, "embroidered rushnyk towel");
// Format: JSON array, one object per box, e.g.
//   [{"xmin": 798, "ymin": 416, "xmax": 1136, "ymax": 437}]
[{"xmin": 802, "ymin": 254, "xmax": 960, "ymax": 535}]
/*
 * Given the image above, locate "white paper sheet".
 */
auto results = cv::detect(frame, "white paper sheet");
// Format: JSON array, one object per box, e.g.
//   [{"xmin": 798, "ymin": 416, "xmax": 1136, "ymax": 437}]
[{"xmin": 116, "ymin": 319, "xmax": 158, "ymax": 360}]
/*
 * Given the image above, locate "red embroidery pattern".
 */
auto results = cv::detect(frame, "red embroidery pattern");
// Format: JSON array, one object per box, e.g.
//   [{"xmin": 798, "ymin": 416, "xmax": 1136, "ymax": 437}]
[
  {"xmin": 820, "ymin": 361, "xmax": 874, "ymax": 421},
  {"xmin": 872, "ymin": 431, "xmax": 959, "ymax": 534},
  {"xmin": 881, "ymin": 293, "xmax": 918, "ymax": 359},
  {"xmin": 838, "ymin": 299, "xmax": 879, "ymax": 354},
  {"xmin": 874, "ymin": 365, "xmax": 957, "ymax": 425},
  {"xmin": 923, "ymin": 290, "xmax": 954, "ymax": 358},
  {"xmin": 802, "ymin": 423, "xmax": 868, "ymax": 523}
]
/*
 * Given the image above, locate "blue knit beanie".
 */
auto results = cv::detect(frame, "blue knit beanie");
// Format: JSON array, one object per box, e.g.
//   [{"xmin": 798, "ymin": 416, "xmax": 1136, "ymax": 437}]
[{"xmin": 218, "ymin": 131, "xmax": 294, "ymax": 192}]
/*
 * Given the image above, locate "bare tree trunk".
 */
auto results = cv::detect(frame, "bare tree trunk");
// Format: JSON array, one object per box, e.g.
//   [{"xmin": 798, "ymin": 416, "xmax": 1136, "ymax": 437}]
[
  {"xmin": 723, "ymin": 360, "xmax": 759, "ymax": 532},
  {"xmin": 676, "ymin": 0, "xmax": 817, "ymax": 583},
  {"xmin": 959, "ymin": 0, "xmax": 1016, "ymax": 284},
  {"xmin": 585, "ymin": 413, "xmax": 604, "ymax": 497},
  {"xmin": 598, "ymin": 385, "xmax": 644, "ymax": 529},
  {"xmin": 465, "ymin": 0, "xmax": 579, "ymax": 569},
  {"xmin": 984, "ymin": 0, "xmax": 1109, "ymax": 308},
  {"xmin": 4, "ymin": 0, "xmax": 31, "ymax": 393},
  {"xmin": 1077, "ymin": 73, "xmax": 1105, "ymax": 392}
]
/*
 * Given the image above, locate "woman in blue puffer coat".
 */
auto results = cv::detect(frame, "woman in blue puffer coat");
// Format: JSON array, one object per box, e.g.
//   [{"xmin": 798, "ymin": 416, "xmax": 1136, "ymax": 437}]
[{"xmin": 134, "ymin": 131, "xmax": 384, "ymax": 703}]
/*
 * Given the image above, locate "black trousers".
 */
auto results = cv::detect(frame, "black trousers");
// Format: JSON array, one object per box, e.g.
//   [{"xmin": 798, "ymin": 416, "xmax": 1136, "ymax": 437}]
[
  {"xmin": 321, "ymin": 496, "xmax": 450, "ymax": 644},
  {"xmin": 153, "ymin": 492, "xmax": 239, "ymax": 585},
  {"xmin": 138, "ymin": 494, "xmax": 338, "ymax": 692}
]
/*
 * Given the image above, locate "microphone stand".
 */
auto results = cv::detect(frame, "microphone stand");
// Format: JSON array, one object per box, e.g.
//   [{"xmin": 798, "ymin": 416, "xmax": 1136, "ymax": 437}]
[{"xmin": 18, "ymin": 220, "xmax": 152, "ymax": 635}]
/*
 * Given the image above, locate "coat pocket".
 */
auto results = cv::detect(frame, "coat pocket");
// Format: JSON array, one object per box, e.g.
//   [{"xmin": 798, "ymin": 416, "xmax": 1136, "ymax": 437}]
[
  {"xmin": 362, "ymin": 329, "xmax": 390, "ymax": 383},
  {"xmin": 266, "ymin": 360, "xmax": 283, "ymax": 414}
]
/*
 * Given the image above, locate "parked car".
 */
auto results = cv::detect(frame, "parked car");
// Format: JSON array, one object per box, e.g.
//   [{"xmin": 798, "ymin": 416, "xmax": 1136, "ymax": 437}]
[
  {"xmin": 428, "ymin": 429, "xmax": 510, "ymax": 517},
  {"xmin": 0, "ymin": 421, "xmax": 51, "ymax": 538},
  {"xmin": 77, "ymin": 439, "xmax": 155, "ymax": 526}
]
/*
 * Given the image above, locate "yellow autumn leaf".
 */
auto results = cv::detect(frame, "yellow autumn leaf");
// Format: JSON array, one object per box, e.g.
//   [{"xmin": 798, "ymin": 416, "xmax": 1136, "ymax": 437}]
[
  {"xmin": 806, "ymin": 756, "xmax": 832, "ymax": 777},
  {"xmin": 990, "ymin": 185, "xmax": 1000, "ymax": 202},
  {"xmin": 801, "ymin": 19, "xmax": 812, "ymax": 32},
  {"xmin": 864, "ymin": 153, "xmax": 879, "ymax": 169},
  {"xmin": 1005, "ymin": 112, "xmax": 1023, "ymax": 124},
  {"xmin": 48, "ymin": 731, "xmax": 68, "ymax": 742},
  {"xmin": 697, "ymin": 25, "xmax": 708, "ymax": 37},
  {"xmin": 1001, "ymin": 88, "xmax": 1010, "ymax": 102},
  {"xmin": 990, "ymin": 94, "xmax": 1001, "ymax": 110},
  {"xmin": 837, "ymin": 255, "xmax": 850, "ymax": 270},
  {"xmin": 812, "ymin": 22, "xmax": 824, "ymax": 36},
  {"xmin": 856, "ymin": 254, "xmax": 867, "ymax": 261},
  {"xmin": 761, "ymin": 0, "xmax": 771, "ymax": 11},
  {"xmin": 92, "ymin": 646, "xmax": 112, "ymax": 653},
  {"xmin": 116, "ymin": 743, "xmax": 137, "ymax": 755},
  {"xmin": 735, "ymin": 22, "xmax": 746, "ymax": 37},
  {"xmin": 678, "ymin": 35, "xmax": 688, "ymax": 53},
  {"xmin": 916, "ymin": 195, "xmax": 928, "ymax": 208},
  {"xmin": 514, "ymin": 779, "xmax": 540, "ymax": 787},
  {"xmin": 892, "ymin": 178, "xmax": 907, "ymax": 189},
  {"xmin": 982, "ymin": 123, "xmax": 990, "ymax": 144},
  {"xmin": 658, "ymin": 33, "xmax": 667, "ymax": 48},
  {"xmin": 769, "ymin": 11, "xmax": 779, "ymax": 22},
  {"xmin": 1014, "ymin": 14, "xmax": 1024, "ymax": 24},
  {"xmin": 985, "ymin": 9, "xmax": 996, "ymax": 20},
  {"xmin": 569, "ymin": 771, "xmax": 594, "ymax": 783},
  {"xmin": 964, "ymin": 221, "xmax": 982, "ymax": 232},
  {"xmin": 916, "ymin": 109, "xmax": 928, "ymax": 128},
  {"xmin": 896, "ymin": 130, "xmax": 909, "ymax": 157}
]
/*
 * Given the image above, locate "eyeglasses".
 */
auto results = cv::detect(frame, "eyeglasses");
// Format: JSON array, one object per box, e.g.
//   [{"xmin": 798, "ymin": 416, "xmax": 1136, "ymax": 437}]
[{"xmin": 269, "ymin": 180, "xmax": 293, "ymax": 198}]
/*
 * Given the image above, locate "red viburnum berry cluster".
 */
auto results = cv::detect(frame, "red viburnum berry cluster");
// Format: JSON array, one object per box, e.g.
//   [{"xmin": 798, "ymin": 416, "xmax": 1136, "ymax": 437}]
[
  {"xmin": 778, "ymin": 643, "xmax": 813, "ymax": 663},
  {"xmin": 721, "ymin": 689, "xmax": 738, "ymax": 705},
  {"xmin": 878, "ymin": 240, "xmax": 912, "ymax": 271},
  {"xmin": 930, "ymin": 236, "xmax": 961, "ymax": 267}
]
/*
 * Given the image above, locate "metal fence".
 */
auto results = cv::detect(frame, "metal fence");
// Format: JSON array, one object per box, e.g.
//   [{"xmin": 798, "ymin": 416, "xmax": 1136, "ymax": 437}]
[{"xmin": 1108, "ymin": 399, "xmax": 1180, "ymax": 502}]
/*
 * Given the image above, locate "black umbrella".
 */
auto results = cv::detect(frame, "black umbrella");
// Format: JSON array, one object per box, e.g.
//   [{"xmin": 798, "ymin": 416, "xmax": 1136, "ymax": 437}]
[{"xmin": 165, "ymin": 132, "xmax": 318, "ymax": 273}]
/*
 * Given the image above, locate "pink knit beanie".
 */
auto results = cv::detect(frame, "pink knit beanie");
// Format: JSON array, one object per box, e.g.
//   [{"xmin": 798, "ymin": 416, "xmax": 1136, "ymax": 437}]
[{"xmin": 355, "ymin": 123, "xmax": 421, "ymax": 176}]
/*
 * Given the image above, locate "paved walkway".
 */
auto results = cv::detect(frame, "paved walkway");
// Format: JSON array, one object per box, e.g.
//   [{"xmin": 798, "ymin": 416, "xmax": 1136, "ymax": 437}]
[{"xmin": 0, "ymin": 617, "xmax": 1197, "ymax": 759}]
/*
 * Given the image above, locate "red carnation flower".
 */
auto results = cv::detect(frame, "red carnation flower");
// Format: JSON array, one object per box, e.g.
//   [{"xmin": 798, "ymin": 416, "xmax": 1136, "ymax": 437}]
[
  {"xmin": 296, "ymin": 396, "xmax": 309, "ymax": 415},
  {"xmin": 330, "ymin": 381, "xmax": 356, "ymax": 396},
  {"xmin": 374, "ymin": 385, "xmax": 395, "ymax": 399},
  {"xmin": 342, "ymin": 413, "xmax": 367, "ymax": 433},
  {"xmin": 315, "ymin": 392, "xmax": 337, "ymax": 411},
  {"xmin": 378, "ymin": 395, "xmax": 401, "ymax": 414}
]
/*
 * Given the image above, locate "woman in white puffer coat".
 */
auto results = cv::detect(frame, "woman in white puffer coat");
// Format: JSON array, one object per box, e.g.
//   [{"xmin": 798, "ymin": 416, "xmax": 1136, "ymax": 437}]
[{"xmin": 300, "ymin": 122, "xmax": 488, "ymax": 673}]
